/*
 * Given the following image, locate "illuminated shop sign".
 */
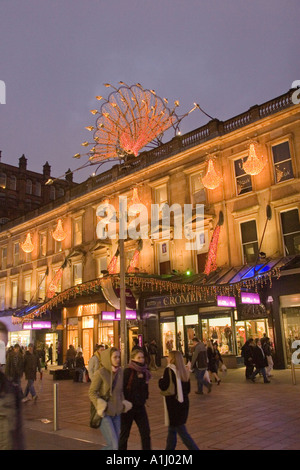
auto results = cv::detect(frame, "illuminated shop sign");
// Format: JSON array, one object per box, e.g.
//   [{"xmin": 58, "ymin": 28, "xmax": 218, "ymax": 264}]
[
  {"xmin": 217, "ymin": 296, "xmax": 236, "ymax": 308},
  {"xmin": 101, "ymin": 310, "xmax": 137, "ymax": 321},
  {"xmin": 23, "ymin": 321, "xmax": 51, "ymax": 330},
  {"xmin": 241, "ymin": 292, "xmax": 260, "ymax": 305},
  {"xmin": 115, "ymin": 310, "xmax": 137, "ymax": 320}
]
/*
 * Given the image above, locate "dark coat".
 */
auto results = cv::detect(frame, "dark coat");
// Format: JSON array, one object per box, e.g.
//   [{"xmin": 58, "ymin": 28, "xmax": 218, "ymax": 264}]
[
  {"xmin": 252, "ymin": 346, "xmax": 268, "ymax": 368},
  {"xmin": 207, "ymin": 347, "xmax": 218, "ymax": 373},
  {"xmin": 5, "ymin": 351, "xmax": 24, "ymax": 382},
  {"xmin": 23, "ymin": 351, "xmax": 41, "ymax": 380},
  {"xmin": 75, "ymin": 356, "xmax": 85, "ymax": 369},
  {"xmin": 123, "ymin": 367, "xmax": 149, "ymax": 408},
  {"xmin": 158, "ymin": 368, "xmax": 190, "ymax": 427},
  {"xmin": 190, "ymin": 342, "xmax": 208, "ymax": 370},
  {"xmin": 0, "ymin": 371, "xmax": 24, "ymax": 450},
  {"xmin": 241, "ymin": 342, "xmax": 254, "ymax": 366}
]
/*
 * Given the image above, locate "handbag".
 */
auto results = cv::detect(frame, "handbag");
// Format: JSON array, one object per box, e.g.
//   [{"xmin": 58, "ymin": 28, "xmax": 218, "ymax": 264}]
[
  {"xmin": 90, "ymin": 401, "xmax": 102, "ymax": 428},
  {"xmin": 160, "ymin": 368, "xmax": 176, "ymax": 396}
]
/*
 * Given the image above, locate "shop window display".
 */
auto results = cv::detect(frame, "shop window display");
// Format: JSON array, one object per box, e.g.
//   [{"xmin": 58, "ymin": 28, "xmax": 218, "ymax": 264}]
[
  {"xmin": 161, "ymin": 322, "xmax": 176, "ymax": 356},
  {"xmin": 99, "ymin": 323, "xmax": 114, "ymax": 348},
  {"xmin": 184, "ymin": 315, "xmax": 200, "ymax": 361},
  {"xmin": 176, "ymin": 316, "xmax": 184, "ymax": 355},
  {"xmin": 8, "ymin": 331, "xmax": 30, "ymax": 348},
  {"xmin": 235, "ymin": 320, "xmax": 267, "ymax": 355},
  {"xmin": 201, "ymin": 317, "xmax": 233, "ymax": 355},
  {"xmin": 282, "ymin": 307, "xmax": 300, "ymax": 365}
]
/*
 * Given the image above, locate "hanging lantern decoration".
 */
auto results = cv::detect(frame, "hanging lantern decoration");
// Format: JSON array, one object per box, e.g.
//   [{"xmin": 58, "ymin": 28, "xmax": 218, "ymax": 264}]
[
  {"xmin": 243, "ymin": 143, "xmax": 265, "ymax": 176},
  {"xmin": 202, "ymin": 158, "xmax": 222, "ymax": 190},
  {"xmin": 21, "ymin": 233, "xmax": 34, "ymax": 253},
  {"xmin": 52, "ymin": 219, "xmax": 67, "ymax": 242}
]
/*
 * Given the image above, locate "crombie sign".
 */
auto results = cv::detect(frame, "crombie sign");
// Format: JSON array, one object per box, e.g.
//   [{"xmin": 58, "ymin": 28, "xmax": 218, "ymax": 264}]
[{"xmin": 144, "ymin": 292, "xmax": 205, "ymax": 310}]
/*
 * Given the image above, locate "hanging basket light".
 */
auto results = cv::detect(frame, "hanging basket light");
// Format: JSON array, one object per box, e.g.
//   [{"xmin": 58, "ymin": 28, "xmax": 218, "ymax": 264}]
[
  {"xmin": 21, "ymin": 233, "xmax": 34, "ymax": 253},
  {"xmin": 52, "ymin": 219, "xmax": 67, "ymax": 242},
  {"xmin": 202, "ymin": 158, "xmax": 222, "ymax": 190},
  {"xmin": 243, "ymin": 143, "xmax": 265, "ymax": 176}
]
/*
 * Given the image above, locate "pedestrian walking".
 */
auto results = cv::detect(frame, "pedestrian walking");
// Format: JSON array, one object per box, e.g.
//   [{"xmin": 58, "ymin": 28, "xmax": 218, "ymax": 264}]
[
  {"xmin": 74, "ymin": 351, "xmax": 85, "ymax": 382},
  {"xmin": 142, "ymin": 341, "xmax": 150, "ymax": 367},
  {"xmin": 46, "ymin": 343, "xmax": 53, "ymax": 366},
  {"xmin": 5, "ymin": 344, "xmax": 24, "ymax": 388},
  {"xmin": 0, "ymin": 370, "xmax": 24, "ymax": 450},
  {"xmin": 89, "ymin": 347, "xmax": 132, "ymax": 450},
  {"xmin": 207, "ymin": 340, "xmax": 221, "ymax": 385},
  {"xmin": 241, "ymin": 338, "xmax": 255, "ymax": 379},
  {"xmin": 263, "ymin": 337, "xmax": 274, "ymax": 378},
  {"xmin": 190, "ymin": 337, "xmax": 212, "ymax": 394},
  {"xmin": 119, "ymin": 349, "xmax": 152, "ymax": 450},
  {"xmin": 88, "ymin": 344, "xmax": 104, "ymax": 381},
  {"xmin": 159, "ymin": 350, "xmax": 199, "ymax": 450},
  {"xmin": 149, "ymin": 339, "xmax": 158, "ymax": 371},
  {"xmin": 22, "ymin": 343, "xmax": 41, "ymax": 402},
  {"xmin": 250, "ymin": 338, "xmax": 270, "ymax": 383}
]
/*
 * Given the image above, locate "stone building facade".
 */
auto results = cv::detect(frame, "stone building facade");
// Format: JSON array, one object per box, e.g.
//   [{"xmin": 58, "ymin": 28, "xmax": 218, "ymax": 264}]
[{"xmin": 0, "ymin": 88, "xmax": 299, "ymax": 368}]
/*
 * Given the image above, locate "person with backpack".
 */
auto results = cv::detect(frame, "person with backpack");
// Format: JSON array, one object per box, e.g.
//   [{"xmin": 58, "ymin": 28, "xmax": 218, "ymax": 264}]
[{"xmin": 119, "ymin": 349, "xmax": 151, "ymax": 450}]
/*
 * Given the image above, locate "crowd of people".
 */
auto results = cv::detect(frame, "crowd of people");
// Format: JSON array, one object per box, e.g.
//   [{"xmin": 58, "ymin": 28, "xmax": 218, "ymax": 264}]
[
  {"xmin": 0, "ymin": 342, "xmax": 42, "ymax": 449},
  {"xmin": 241, "ymin": 335, "xmax": 274, "ymax": 383},
  {"xmin": 0, "ymin": 333, "xmax": 275, "ymax": 450}
]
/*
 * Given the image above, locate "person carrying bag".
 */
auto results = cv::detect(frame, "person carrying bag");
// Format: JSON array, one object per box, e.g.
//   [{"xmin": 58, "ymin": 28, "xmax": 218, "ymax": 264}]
[
  {"xmin": 159, "ymin": 350, "xmax": 199, "ymax": 450},
  {"xmin": 89, "ymin": 347, "xmax": 132, "ymax": 450}
]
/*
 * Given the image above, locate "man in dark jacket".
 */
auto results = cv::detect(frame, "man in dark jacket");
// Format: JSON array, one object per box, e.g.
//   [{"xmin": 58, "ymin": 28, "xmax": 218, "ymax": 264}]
[
  {"xmin": 250, "ymin": 338, "xmax": 270, "ymax": 383},
  {"xmin": 22, "ymin": 344, "xmax": 41, "ymax": 402},
  {"xmin": 190, "ymin": 338, "xmax": 212, "ymax": 394},
  {"xmin": 241, "ymin": 338, "xmax": 255, "ymax": 379}
]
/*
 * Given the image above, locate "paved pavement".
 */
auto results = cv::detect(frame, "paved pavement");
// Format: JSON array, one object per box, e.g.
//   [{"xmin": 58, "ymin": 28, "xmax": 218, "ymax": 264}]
[{"xmin": 20, "ymin": 365, "xmax": 300, "ymax": 451}]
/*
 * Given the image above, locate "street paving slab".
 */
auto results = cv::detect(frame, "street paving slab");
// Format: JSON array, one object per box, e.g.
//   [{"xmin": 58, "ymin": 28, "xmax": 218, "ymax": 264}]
[{"xmin": 20, "ymin": 365, "xmax": 300, "ymax": 451}]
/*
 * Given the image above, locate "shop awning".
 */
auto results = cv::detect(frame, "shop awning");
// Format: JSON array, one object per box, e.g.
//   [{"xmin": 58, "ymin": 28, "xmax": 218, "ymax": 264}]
[{"xmin": 12, "ymin": 254, "xmax": 300, "ymax": 322}]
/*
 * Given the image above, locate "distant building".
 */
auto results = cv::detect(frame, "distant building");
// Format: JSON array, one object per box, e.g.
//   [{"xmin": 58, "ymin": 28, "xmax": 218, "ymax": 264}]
[{"xmin": 0, "ymin": 152, "xmax": 76, "ymax": 226}]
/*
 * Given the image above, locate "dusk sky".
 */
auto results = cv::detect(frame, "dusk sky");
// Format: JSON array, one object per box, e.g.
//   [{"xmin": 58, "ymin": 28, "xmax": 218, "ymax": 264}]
[{"xmin": 0, "ymin": 0, "xmax": 299, "ymax": 182}]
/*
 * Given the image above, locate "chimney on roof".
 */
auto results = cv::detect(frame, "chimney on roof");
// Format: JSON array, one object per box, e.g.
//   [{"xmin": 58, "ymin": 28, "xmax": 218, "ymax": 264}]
[
  {"xmin": 43, "ymin": 161, "xmax": 51, "ymax": 179},
  {"xmin": 19, "ymin": 154, "xmax": 27, "ymax": 170},
  {"xmin": 65, "ymin": 168, "xmax": 73, "ymax": 183},
  {"xmin": 0, "ymin": 150, "xmax": 2, "ymax": 161}
]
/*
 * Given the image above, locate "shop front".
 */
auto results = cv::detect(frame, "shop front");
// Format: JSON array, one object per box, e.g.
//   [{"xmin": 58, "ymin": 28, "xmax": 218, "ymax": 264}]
[
  {"xmin": 63, "ymin": 302, "xmax": 139, "ymax": 365},
  {"xmin": 63, "ymin": 302, "xmax": 119, "ymax": 365},
  {"xmin": 280, "ymin": 293, "xmax": 300, "ymax": 367},
  {"xmin": 142, "ymin": 292, "xmax": 272, "ymax": 368}
]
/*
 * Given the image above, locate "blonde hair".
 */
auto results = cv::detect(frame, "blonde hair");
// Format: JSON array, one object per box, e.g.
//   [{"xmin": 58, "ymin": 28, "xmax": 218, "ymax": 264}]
[{"xmin": 168, "ymin": 350, "xmax": 190, "ymax": 382}]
